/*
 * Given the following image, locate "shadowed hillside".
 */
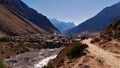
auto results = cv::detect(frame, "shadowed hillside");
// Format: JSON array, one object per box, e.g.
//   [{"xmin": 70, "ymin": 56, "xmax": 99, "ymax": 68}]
[
  {"xmin": 0, "ymin": 0, "xmax": 59, "ymax": 34},
  {"xmin": 0, "ymin": 4, "xmax": 47, "ymax": 36},
  {"xmin": 65, "ymin": 2, "xmax": 120, "ymax": 36}
]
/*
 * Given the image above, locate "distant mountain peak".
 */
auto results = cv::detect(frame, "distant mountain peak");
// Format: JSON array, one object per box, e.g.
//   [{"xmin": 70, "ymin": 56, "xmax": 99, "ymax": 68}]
[{"xmin": 50, "ymin": 18, "xmax": 76, "ymax": 33}]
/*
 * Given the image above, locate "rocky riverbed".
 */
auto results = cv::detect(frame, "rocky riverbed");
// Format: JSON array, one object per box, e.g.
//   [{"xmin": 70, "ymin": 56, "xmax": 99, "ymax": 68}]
[{"xmin": 4, "ymin": 47, "xmax": 64, "ymax": 68}]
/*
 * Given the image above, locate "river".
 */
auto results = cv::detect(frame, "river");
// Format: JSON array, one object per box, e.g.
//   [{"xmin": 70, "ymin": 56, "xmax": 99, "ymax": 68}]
[
  {"xmin": 4, "ymin": 47, "xmax": 64, "ymax": 68},
  {"xmin": 34, "ymin": 55, "xmax": 57, "ymax": 68}
]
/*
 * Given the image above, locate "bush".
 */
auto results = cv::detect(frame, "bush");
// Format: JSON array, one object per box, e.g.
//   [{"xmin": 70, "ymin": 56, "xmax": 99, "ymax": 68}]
[
  {"xmin": 45, "ymin": 42, "xmax": 62, "ymax": 48},
  {"xmin": 114, "ymin": 19, "xmax": 120, "ymax": 27},
  {"xmin": 106, "ymin": 37, "xmax": 112, "ymax": 41},
  {"xmin": 67, "ymin": 43, "xmax": 88, "ymax": 59},
  {"xmin": 80, "ymin": 36, "xmax": 88, "ymax": 40},
  {"xmin": 102, "ymin": 35, "xmax": 112, "ymax": 41},
  {"xmin": 0, "ymin": 61, "xmax": 7, "ymax": 68},
  {"xmin": 91, "ymin": 37, "xmax": 101, "ymax": 43},
  {"xmin": 115, "ymin": 31, "xmax": 120, "ymax": 38},
  {"xmin": 29, "ymin": 38, "xmax": 37, "ymax": 43},
  {"xmin": 106, "ymin": 18, "xmax": 120, "ymax": 39},
  {"xmin": 107, "ymin": 24, "xmax": 114, "ymax": 29},
  {"xmin": 0, "ymin": 37, "xmax": 10, "ymax": 42},
  {"xmin": 117, "ymin": 25, "xmax": 120, "ymax": 31}
]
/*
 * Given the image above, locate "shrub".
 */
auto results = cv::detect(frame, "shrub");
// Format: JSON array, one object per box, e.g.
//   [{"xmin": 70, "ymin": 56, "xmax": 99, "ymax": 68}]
[
  {"xmin": 106, "ymin": 37, "xmax": 112, "ymax": 41},
  {"xmin": 91, "ymin": 37, "xmax": 101, "ymax": 43},
  {"xmin": 107, "ymin": 24, "xmax": 114, "ymax": 29},
  {"xmin": 80, "ymin": 36, "xmax": 88, "ymax": 40},
  {"xmin": 115, "ymin": 31, "xmax": 120, "ymax": 38},
  {"xmin": 45, "ymin": 42, "xmax": 62, "ymax": 48},
  {"xmin": 117, "ymin": 25, "xmax": 120, "ymax": 31},
  {"xmin": 0, "ymin": 61, "xmax": 7, "ymax": 68},
  {"xmin": 114, "ymin": 19, "xmax": 120, "ymax": 27},
  {"xmin": 0, "ymin": 37, "xmax": 10, "ymax": 42},
  {"xmin": 67, "ymin": 43, "xmax": 88, "ymax": 59},
  {"xmin": 102, "ymin": 35, "xmax": 112, "ymax": 41}
]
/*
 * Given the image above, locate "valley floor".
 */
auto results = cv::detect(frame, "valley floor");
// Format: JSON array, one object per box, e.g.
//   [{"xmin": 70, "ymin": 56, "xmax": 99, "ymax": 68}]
[{"xmin": 2, "ymin": 39, "xmax": 120, "ymax": 68}]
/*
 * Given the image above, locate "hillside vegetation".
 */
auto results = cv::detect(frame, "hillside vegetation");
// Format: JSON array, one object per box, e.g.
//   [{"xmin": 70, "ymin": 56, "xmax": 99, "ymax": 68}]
[
  {"xmin": 48, "ymin": 42, "xmax": 88, "ymax": 67},
  {"xmin": 101, "ymin": 18, "xmax": 120, "ymax": 39},
  {"xmin": 90, "ymin": 18, "xmax": 120, "ymax": 55}
]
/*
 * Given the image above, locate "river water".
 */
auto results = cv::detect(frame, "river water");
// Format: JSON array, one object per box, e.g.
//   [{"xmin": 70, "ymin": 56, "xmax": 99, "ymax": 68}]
[
  {"xmin": 4, "ymin": 47, "xmax": 64, "ymax": 68},
  {"xmin": 34, "ymin": 55, "xmax": 57, "ymax": 68}
]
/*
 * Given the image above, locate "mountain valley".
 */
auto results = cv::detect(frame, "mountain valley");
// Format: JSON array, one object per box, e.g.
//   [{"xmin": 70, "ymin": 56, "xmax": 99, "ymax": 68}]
[{"xmin": 0, "ymin": 0, "xmax": 120, "ymax": 68}]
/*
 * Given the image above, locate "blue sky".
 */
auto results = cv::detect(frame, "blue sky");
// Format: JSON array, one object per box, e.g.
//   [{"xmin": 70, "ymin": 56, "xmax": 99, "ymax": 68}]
[{"xmin": 22, "ymin": 0, "xmax": 120, "ymax": 25}]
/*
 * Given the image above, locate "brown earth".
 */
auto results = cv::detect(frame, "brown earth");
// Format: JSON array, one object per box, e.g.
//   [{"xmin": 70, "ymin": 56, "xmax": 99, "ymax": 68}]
[
  {"xmin": 97, "ymin": 39, "xmax": 120, "ymax": 54},
  {"xmin": 50, "ymin": 42, "xmax": 81, "ymax": 67},
  {"xmin": 51, "ymin": 39, "xmax": 120, "ymax": 68}
]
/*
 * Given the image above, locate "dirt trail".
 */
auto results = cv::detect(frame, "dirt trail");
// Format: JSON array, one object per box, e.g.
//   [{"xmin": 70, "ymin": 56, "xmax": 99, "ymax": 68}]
[{"xmin": 82, "ymin": 39, "xmax": 120, "ymax": 68}]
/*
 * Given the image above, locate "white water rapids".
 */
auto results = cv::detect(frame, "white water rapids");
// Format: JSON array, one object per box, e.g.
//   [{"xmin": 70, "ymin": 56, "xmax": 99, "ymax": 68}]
[
  {"xmin": 34, "ymin": 55, "xmax": 57, "ymax": 68},
  {"xmin": 4, "ymin": 47, "xmax": 64, "ymax": 68}
]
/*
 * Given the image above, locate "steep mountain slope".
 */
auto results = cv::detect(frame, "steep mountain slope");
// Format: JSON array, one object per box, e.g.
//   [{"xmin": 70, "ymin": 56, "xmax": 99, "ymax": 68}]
[
  {"xmin": 50, "ymin": 19, "xmax": 76, "ymax": 33},
  {"xmin": 0, "ymin": 0, "xmax": 59, "ymax": 34},
  {"xmin": 96, "ymin": 18, "xmax": 120, "ymax": 54},
  {"xmin": 101, "ymin": 18, "xmax": 120, "ymax": 39},
  {"xmin": 65, "ymin": 2, "xmax": 120, "ymax": 36},
  {"xmin": 0, "ymin": 3, "xmax": 47, "ymax": 36}
]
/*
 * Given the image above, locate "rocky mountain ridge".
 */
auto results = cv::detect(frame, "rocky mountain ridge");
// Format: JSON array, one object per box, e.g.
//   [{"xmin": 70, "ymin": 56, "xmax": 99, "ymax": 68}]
[
  {"xmin": 0, "ymin": 3, "xmax": 47, "ymax": 36},
  {"xmin": 50, "ymin": 18, "xmax": 75, "ymax": 33},
  {"xmin": 65, "ymin": 2, "xmax": 120, "ymax": 36},
  {"xmin": 0, "ymin": 0, "xmax": 59, "ymax": 35}
]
